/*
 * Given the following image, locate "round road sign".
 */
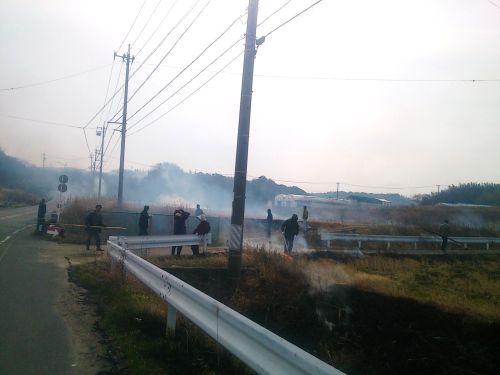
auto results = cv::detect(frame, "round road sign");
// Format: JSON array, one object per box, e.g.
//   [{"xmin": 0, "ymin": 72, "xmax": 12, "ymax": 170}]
[
  {"xmin": 59, "ymin": 174, "xmax": 69, "ymax": 183},
  {"xmin": 58, "ymin": 183, "xmax": 67, "ymax": 193}
]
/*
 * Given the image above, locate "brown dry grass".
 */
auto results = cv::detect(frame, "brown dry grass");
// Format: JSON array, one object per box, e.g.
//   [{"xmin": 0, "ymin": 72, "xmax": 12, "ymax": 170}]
[{"xmin": 304, "ymin": 255, "xmax": 500, "ymax": 322}]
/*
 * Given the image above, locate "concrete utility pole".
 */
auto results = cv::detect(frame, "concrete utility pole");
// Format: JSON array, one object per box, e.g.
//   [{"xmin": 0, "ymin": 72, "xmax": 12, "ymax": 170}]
[
  {"xmin": 228, "ymin": 0, "xmax": 259, "ymax": 281},
  {"xmin": 97, "ymin": 124, "xmax": 106, "ymax": 200},
  {"xmin": 336, "ymin": 182, "xmax": 340, "ymax": 200},
  {"xmin": 437, "ymin": 184, "xmax": 441, "ymax": 194},
  {"xmin": 42, "ymin": 152, "xmax": 46, "ymax": 168},
  {"xmin": 116, "ymin": 45, "xmax": 134, "ymax": 206}
]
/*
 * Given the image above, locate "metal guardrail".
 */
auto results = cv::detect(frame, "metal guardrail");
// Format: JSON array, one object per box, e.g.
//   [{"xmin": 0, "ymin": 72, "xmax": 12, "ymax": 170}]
[
  {"xmin": 110, "ymin": 234, "xmax": 212, "ymax": 250},
  {"xmin": 321, "ymin": 232, "xmax": 500, "ymax": 250},
  {"xmin": 107, "ymin": 238, "xmax": 344, "ymax": 375}
]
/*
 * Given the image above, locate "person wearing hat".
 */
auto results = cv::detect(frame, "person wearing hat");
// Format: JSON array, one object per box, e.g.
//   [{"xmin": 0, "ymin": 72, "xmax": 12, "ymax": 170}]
[
  {"xmin": 191, "ymin": 214, "xmax": 211, "ymax": 255},
  {"xmin": 138, "ymin": 205, "xmax": 151, "ymax": 236},
  {"xmin": 281, "ymin": 214, "xmax": 299, "ymax": 254}
]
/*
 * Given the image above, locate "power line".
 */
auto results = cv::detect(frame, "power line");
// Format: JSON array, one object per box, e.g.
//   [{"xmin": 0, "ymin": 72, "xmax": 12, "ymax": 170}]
[
  {"xmin": 128, "ymin": 10, "xmax": 246, "ymax": 122},
  {"xmin": 109, "ymin": 0, "xmax": 204, "ymax": 122},
  {"xmin": 135, "ymin": 0, "xmax": 180, "ymax": 56},
  {"xmin": 129, "ymin": 0, "xmax": 300, "ymax": 135},
  {"xmin": 263, "ymin": 0, "xmax": 324, "ymax": 39},
  {"xmin": 82, "ymin": 128, "xmax": 92, "ymax": 158},
  {"xmin": 253, "ymin": 74, "xmax": 500, "ymax": 83},
  {"xmin": 128, "ymin": 50, "xmax": 243, "ymax": 136},
  {"xmin": 128, "ymin": 39, "xmax": 244, "ymax": 131},
  {"xmin": 131, "ymin": 0, "xmax": 163, "ymax": 49},
  {"xmin": 0, "ymin": 64, "xmax": 111, "ymax": 92},
  {"xmin": 97, "ymin": 61, "xmax": 117, "ymax": 127},
  {"xmin": 125, "ymin": 0, "xmax": 213, "ymax": 109},
  {"xmin": 0, "ymin": 113, "xmax": 88, "ymax": 129},
  {"xmin": 116, "ymin": 0, "xmax": 148, "ymax": 52},
  {"xmin": 487, "ymin": 0, "xmax": 500, "ymax": 10},
  {"xmin": 257, "ymin": 0, "xmax": 293, "ymax": 27}
]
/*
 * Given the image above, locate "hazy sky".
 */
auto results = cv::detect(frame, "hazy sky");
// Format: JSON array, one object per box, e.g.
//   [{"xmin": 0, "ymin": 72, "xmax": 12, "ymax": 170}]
[{"xmin": 1, "ymin": 0, "xmax": 499, "ymax": 196}]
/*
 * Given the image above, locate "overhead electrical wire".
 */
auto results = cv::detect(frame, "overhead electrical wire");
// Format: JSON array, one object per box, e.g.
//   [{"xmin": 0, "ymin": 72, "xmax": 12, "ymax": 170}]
[
  {"xmin": 109, "ymin": 0, "xmax": 204, "ymax": 122},
  {"xmin": 122, "ymin": 0, "xmax": 213, "ymax": 110},
  {"xmin": 128, "ymin": 50, "xmax": 243, "ymax": 136},
  {"xmin": 127, "ymin": 38, "xmax": 244, "ymax": 130},
  {"xmin": 97, "ymin": 61, "xmax": 118, "ymax": 128},
  {"xmin": 116, "ymin": 0, "xmax": 148, "ymax": 52},
  {"xmin": 130, "ymin": 0, "xmax": 163, "ymax": 50},
  {"xmin": 126, "ymin": 0, "xmax": 302, "ymax": 135},
  {"xmin": 135, "ymin": 0, "xmax": 180, "ymax": 56},
  {"xmin": 127, "ymin": 10, "xmax": 247, "ymax": 122},
  {"xmin": 262, "ymin": 0, "xmax": 324, "ymax": 39},
  {"xmin": 257, "ymin": 0, "xmax": 293, "ymax": 27},
  {"xmin": 0, "ymin": 113, "xmax": 86, "ymax": 129},
  {"xmin": 0, "ymin": 64, "xmax": 111, "ymax": 92}
]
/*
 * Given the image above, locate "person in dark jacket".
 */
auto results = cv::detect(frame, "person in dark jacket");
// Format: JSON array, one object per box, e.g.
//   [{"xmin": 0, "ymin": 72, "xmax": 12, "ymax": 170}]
[
  {"xmin": 266, "ymin": 209, "xmax": 273, "ymax": 238},
  {"xmin": 172, "ymin": 208, "xmax": 190, "ymax": 256},
  {"xmin": 191, "ymin": 215, "xmax": 211, "ymax": 255},
  {"xmin": 138, "ymin": 205, "xmax": 151, "ymax": 235},
  {"xmin": 439, "ymin": 219, "xmax": 450, "ymax": 251},
  {"xmin": 37, "ymin": 198, "xmax": 47, "ymax": 233},
  {"xmin": 281, "ymin": 214, "xmax": 299, "ymax": 254},
  {"xmin": 85, "ymin": 204, "xmax": 105, "ymax": 251}
]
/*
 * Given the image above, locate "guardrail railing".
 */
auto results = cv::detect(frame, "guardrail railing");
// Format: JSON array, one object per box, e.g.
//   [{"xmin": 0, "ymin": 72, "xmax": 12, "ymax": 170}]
[
  {"xmin": 320, "ymin": 232, "xmax": 500, "ymax": 250},
  {"xmin": 107, "ymin": 238, "xmax": 344, "ymax": 375}
]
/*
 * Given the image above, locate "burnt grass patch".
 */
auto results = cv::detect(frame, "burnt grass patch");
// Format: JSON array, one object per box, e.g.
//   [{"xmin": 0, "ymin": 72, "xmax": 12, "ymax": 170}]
[{"xmin": 71, "ymin": 253, "xmax": 500, "ymax": 375}]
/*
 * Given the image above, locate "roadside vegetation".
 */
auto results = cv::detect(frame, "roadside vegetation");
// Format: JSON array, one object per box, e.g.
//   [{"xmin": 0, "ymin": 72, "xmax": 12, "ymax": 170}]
[
  {"xmin": 0, "ymin": 188, "xmax": 38, "ymax": 208},
  {"xmin": 71, "ymin": 250, "xmax": 500, "ymax": 375}
]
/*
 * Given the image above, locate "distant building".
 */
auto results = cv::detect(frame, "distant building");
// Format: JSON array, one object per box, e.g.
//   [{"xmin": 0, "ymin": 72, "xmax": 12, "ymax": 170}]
[
  {"xmin": 274, "ymin": 194, "xmax": 349, "ymax": 208},
  {"xmin": 346, "ymin": 195, "xmax": 391, "ymax": 206},
  {"xmin": 274, "ymin": 194, "xmax": 391, "ymax": 208}
]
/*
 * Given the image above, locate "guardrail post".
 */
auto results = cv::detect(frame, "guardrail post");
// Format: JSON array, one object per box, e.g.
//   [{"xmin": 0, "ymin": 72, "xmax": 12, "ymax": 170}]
[
  {"xmin": 166, "ymin": 304, "xmax": 177, "ymax": 336},
  {"xmin": 327, "ymin": 240, "xmax": 331, "ymax": 248},
  {"xmin": 386, "ymin": 242, "xmax": 390, "ymax": 250},
  {"xmin": 464, "ymin": 243, "xmax": 468, "ymax": 249},
  {"xmin": 357, "ymin": 241, "xmax": 361, "ymax": 250},
  {"xmin": 486, "ymin": 243, "xmax": 490, "ymax": 250},
  {"xmin": 414, "ymin": 242, "xmax": 417, "ymax": 250}
]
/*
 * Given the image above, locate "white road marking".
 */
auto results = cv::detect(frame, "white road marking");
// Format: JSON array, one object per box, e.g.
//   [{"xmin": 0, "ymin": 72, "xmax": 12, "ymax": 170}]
[{"xmin": 0, "ymin": 224, "xmax": 34, "ymax": 264}]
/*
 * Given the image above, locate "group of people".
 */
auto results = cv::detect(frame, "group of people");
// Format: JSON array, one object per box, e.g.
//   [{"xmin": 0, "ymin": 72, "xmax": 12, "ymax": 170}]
[
  {"xmin": 82, "ymin": 202, "xmax": 452, "ymax": 255},
  {"xmin": 84, "ymin": 203, "xmax": 210, "ymax": 255}
]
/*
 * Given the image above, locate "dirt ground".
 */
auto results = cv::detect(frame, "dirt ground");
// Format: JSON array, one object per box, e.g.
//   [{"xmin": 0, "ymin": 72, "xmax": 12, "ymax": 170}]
[{"xmin": 38, "ymin": 238, "xmax": 116, "ymax": 374}]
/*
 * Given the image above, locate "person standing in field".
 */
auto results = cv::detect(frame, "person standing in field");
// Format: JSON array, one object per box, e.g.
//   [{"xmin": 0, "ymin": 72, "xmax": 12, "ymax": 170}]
[
  {"xmin": 85, "ymin": 204, "xmax": 105, "ymax": 251},
  {"xmin": 302, "ymin": 205, "xmax": 309, "ymax": 231},
  {"xmin": 266, "ymin": 208, "xmax": 273, "ymax": 238},
  {"xmin": 172, "ymin": 208, "xmax": 190, "ymax": 256},
  {"xmin": 194, "ymin": 204, "xmax": 204, "ymax": 218},
  {"xmin": 191, "ymin": 214, "xmax": 211, "ymax": 255},
  {"xmin": 281, "ymin": 214, "xmax": 299, "ymax": 254},
  {"xmin": 138, "ymin": 205, "xmax": 151, "ymax": 236},
  {"xmin": 439, "ymin": 219, "xmax": 450, "ymax": 251},
  {"xmin": 37, "ymin": 198, "xmax": 47, "ymax": 234}
]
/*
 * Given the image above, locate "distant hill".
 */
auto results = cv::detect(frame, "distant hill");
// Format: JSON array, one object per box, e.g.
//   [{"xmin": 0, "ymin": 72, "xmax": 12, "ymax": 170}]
[
  {"xmin": 312, "ymin": 191, "xmax": 414, "ymax": 205},
  {"xmin": 0, "ymin": 149, "xmax": 306, "ymax": 208},
  {"xmin": 419, "ymin": 183, "xmax": 500, "ymax": 206},
  {"xmin": 113, "ymin": 163, "xmax": 306, "ymax": 209}
]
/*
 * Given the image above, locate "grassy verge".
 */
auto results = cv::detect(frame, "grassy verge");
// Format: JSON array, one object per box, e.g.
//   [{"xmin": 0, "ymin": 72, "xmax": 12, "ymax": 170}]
[
  {"xmin": 71, "ymin": 251, "xmax": 500, "ymax": 374},
  {"xmin": 0, "ymin": 188, "xmax": 38, "ymax": 208},
  {"xmin": 70, "ymin": 258, "xmax": 254, "ymax": 375}
]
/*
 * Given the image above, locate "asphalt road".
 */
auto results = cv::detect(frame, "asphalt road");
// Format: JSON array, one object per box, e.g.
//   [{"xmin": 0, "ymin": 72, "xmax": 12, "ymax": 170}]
[{"xmin": 0, "ymin": 205, "xmax": 77, "ymax": 375}]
